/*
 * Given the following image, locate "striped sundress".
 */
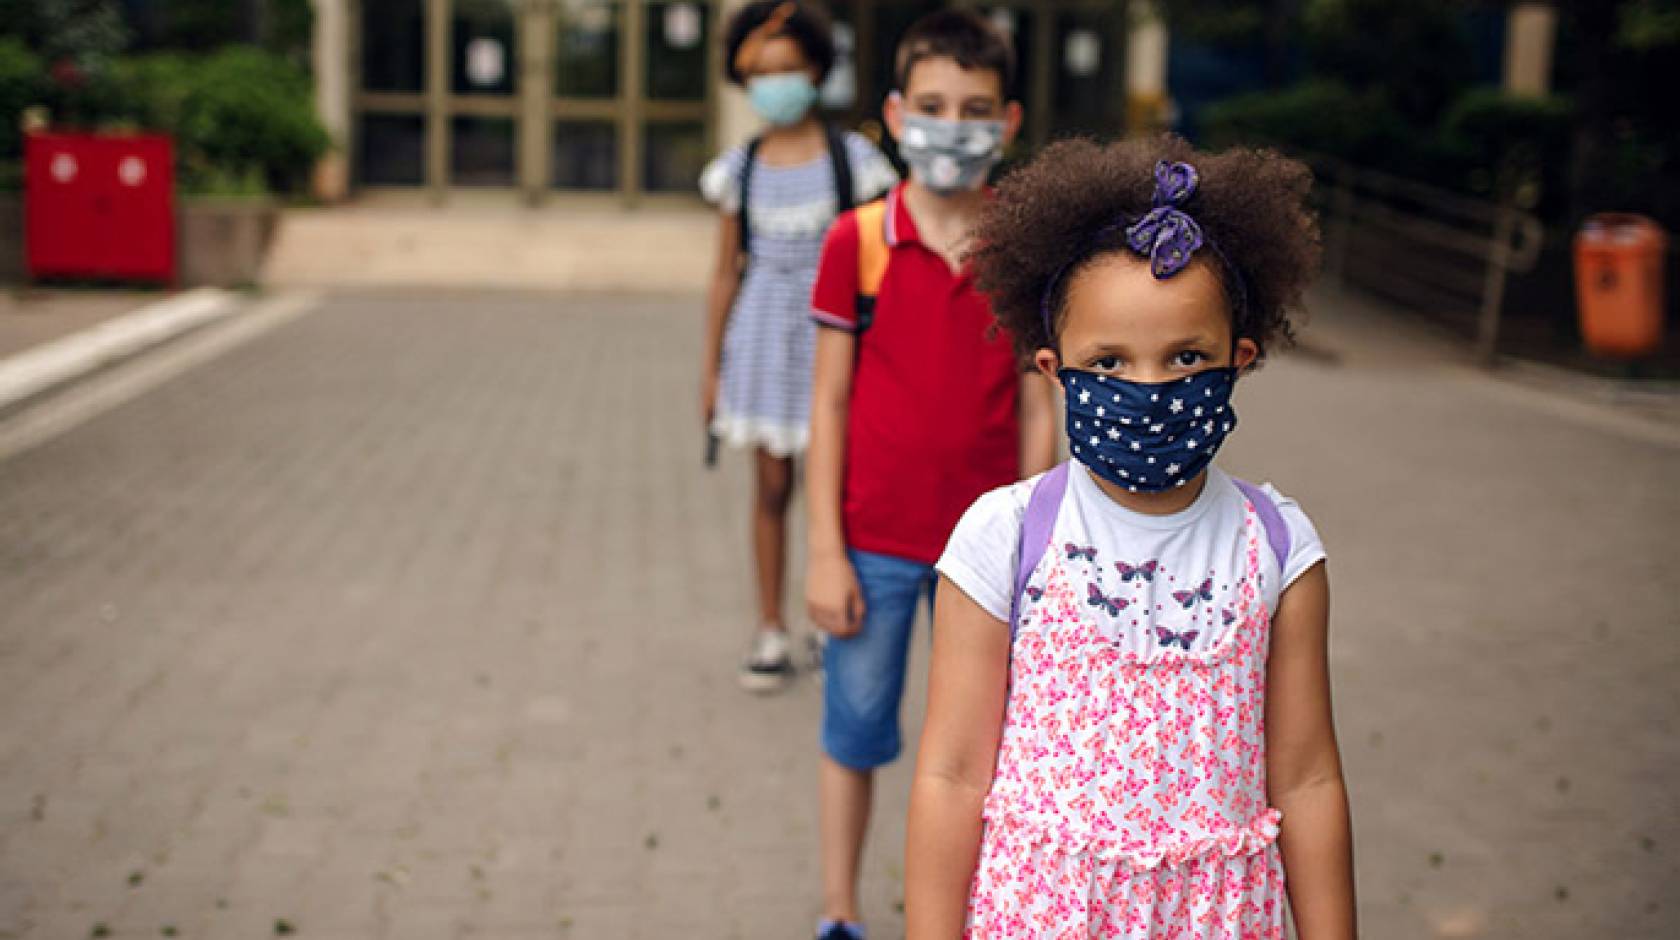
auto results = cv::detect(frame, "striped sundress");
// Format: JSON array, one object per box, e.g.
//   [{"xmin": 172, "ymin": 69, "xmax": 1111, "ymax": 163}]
[{"xmin": 699, "ymin": 131, "xmax": 897, "ymax": 456}]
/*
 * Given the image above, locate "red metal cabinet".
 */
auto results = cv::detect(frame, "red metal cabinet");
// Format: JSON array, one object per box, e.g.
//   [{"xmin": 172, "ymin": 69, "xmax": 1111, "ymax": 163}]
[{"xmin": 25, "ymin": 132, "xmax": 175, "ymax": 284}]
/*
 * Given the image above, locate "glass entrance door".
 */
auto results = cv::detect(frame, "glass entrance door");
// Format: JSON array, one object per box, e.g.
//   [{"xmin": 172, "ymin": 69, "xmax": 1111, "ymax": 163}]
[
  {"xmin": 450, "ymin": 0, "xmax": 519, "ymax": 187},
  {"xmin": 552, "ymin": 0, "xmax": 622, "ymax": 191},
  {"xmin": 821, "ymin": 0, "xmax": 1127, "ymax": 154},
  {"xmin": 351, "ymin": 0, "xmax": 717, "ymax": 203}
]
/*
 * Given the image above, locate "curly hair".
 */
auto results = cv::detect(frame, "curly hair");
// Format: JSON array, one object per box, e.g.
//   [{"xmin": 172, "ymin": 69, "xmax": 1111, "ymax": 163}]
[
  {"xmin": 969, "ymin": 136, "xmax": 1321, "ymax": 363},
  {"xmin": 722, "ymin": 1, "xmax": 836, "ymax": 87}
]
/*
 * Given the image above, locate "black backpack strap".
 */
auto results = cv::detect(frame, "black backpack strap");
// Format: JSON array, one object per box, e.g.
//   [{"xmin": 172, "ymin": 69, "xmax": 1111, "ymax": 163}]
[
  {"xmin": 825, "ymin": 123, "xmax": 854, "ymax": 214},
  {"xmin": 737, "ymin": 135, "xmax": 763, "ymax": 260}
]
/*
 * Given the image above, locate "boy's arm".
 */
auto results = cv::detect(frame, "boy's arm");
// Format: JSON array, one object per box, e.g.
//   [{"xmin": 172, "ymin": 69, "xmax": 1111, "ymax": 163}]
[
  {"xmin": 805, "ymin": 215, "xmax": 865, "ymax": 637},
  {"xmin": 701, "ymin": 211, "xmax": 743, "ymax": 425},
  {"xmin": 805, "ymin": 325, "xmax": 864, "ymax": 636},
  {"xmin": 906, "ymin": 578, "xmax": 1010, "ymax": 939},
  {"xmin": 1017, "ymin": 370, "xmax": 1057, "ymax": 478},
  {"xmin": 1266, "ymin": 562, "xmax": 1357, "ymax": 940}
]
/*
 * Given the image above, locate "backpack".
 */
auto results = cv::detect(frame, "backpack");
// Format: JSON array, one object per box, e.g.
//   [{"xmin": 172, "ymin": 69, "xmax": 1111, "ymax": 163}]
[
  {"xmin": 850, "ymin": 196, "xmax": 890, "ymax": 332},
  {"xmin": 1008, "ymin": 463, "xmax": 1294, "ymax": 633},
  {"xmin": 737, "ymin": 123, "xmax": 855, "ymax": 260}
]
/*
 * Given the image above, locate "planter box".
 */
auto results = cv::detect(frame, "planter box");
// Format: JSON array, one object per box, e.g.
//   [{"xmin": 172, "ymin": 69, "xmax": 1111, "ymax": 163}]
[
  {"xmin": 0, "ymin": 194, "xmax": 276, "ymax": 288},
  {"xmin": 178, "ymin": 198, "xmax": 278, "ymax": 287}
]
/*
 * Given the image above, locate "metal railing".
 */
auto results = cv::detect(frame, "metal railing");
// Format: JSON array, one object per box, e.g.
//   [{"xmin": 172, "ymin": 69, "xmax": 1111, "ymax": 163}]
[{"xmin": 1314, "ymin": 158, "xmax": 1545, "ymax": 363}]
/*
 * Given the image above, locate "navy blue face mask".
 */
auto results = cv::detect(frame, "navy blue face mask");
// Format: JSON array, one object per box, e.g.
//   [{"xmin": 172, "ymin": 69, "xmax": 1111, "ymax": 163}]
[{"xmin": 1060, "ymin": 367, "xmax": 1238, "ymax": 493}]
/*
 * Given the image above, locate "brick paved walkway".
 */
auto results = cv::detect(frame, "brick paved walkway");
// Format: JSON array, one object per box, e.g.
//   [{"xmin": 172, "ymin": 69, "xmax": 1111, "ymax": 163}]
[
  {"xmin": 0, "ymin": 291, "xmax": 897, "ymax": 939},
  {"xmin": 0, "ymin": 288, "xmax": 1675, "ymax": 939}
]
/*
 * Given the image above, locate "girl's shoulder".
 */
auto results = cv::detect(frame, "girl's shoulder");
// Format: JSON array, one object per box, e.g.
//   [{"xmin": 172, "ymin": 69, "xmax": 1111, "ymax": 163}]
[
  {"xmin": 698, "ymin": 145, "xmax": 748, "ymax": 210},
  {"xmin": 840, "ymin": 130, "xmax": 900, "ymax": 202},
  {"xmin": 839, "ymin": 129, "xmax": 882, "ymax": 160},
  {"xmin": 1230, "ymin": 476, "xmax": 1318, "ymax": 537},
  {"xmin": 968, "ymin": 473, "xmax": 1045, "ymax": 530},
  {"xmin": 943, "ymin": 471, "xmax": 1054, "ymax": 571},
  {"xmin": 1224, "ymin": 475, "xmax": 1327, "ymax": 593},
  {"xmin": 936, "ymin": 474, "xmax": 1047, "ymax": 624}
]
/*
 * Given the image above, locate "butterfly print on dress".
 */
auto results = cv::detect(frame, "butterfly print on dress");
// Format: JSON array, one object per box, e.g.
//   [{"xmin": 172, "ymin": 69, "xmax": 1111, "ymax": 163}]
[
  {"xmin": 1154, "ymin": 626, "xmax": 1200, "ymax": 650},
  {"xmin": 1085, "ymin": 582, "xmax": 1129, "ymax": 617},
  {"xmin": 1172, "ymin": 577, "xmax": 1214, "ymax": 609},
  {"xmin": 1115, "ymin": 560, "xmax": 1159, "ymax": 582}
]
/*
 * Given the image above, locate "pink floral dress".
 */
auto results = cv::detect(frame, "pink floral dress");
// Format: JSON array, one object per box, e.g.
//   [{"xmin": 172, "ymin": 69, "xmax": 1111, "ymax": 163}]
[{"xmin": 965, "ymin": 496, "xmax": 1285, "ymax": 938}]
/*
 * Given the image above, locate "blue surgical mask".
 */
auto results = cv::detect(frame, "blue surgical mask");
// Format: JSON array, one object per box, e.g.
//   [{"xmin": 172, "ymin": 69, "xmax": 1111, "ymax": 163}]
[
  {"xmin": 747, "ymin": 73, "xmax": 818, "ymax": 127},
  {"xmin": 1060, "ymin": 367, "xmax": 1239, "ymax": 493}
]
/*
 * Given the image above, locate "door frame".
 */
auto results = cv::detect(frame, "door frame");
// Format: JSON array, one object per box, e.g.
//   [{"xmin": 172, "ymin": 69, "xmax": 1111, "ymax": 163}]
[
  {"xmin": 349, "ymin": 0, "xmax": 719, "ymax": 205},
  {"xmin": 829, "ymin": 0, "xmax": 1126, "ymax": 150}
]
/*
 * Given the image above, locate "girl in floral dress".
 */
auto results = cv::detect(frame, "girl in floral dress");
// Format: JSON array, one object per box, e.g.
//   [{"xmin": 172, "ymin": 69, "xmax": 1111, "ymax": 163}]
[{"xmin": 905, "ymin": 137, "xmax": 1356, "ymax": 938}]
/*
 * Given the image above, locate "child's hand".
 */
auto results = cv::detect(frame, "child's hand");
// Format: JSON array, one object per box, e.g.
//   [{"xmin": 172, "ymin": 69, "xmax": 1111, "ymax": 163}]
[
  {"xmin": 700, "ymin": 369, "xmax": 719, "ymax": 427},
  {"xmin": 807, "ymin": 550, "xmax": 865, "ymax": 637}
]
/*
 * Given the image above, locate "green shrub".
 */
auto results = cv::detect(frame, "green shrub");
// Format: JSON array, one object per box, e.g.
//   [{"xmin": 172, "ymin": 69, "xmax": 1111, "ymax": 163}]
[
  {"xmin": 1300, "ymin": 0, "xmax": 1473, "ymax": 126},
  {"xmin": 109, "ymin": 53, "xmax": 195, "ymax": 132},
  {"xmin": 110, "ymin": 46, "xmax": 328, "ymax": 195},
  {"xmin": 134, "ymin": 0, "xmax": 313, "ymax": 62},
  {"xmin": 1200, "ymin": 79, "xmax": 1409, "ymax": 166},
  {"xmin": 178, "ymin": 47, "xmax": 328, "ymax": 193},
  {"xmin": 1439, "ymin": 88, "xmax": 1574, "ymax": 213},
  {"xmin": 0, "ymin": 37, "xmax": 44, "ymax": 162}
]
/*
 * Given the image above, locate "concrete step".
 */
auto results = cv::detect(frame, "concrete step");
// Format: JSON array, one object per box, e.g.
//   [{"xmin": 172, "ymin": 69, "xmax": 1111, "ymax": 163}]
[{"xmin": 261, "ymin": 197, "xmax": 718, "ymax": 293}]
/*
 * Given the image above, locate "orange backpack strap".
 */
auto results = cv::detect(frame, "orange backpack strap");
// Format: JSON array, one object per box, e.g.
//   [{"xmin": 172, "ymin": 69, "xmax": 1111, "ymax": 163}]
[{"xmin": 853, "ymin": 198, "xmax": 890, "ymax": 331}]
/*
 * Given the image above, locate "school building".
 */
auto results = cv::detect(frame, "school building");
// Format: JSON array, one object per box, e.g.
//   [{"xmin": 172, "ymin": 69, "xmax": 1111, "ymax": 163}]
[
  {"xmin": 307, "ymin": 0, "xmax": 1167, "ymax": 205},
  {"xmin": 304, "ymin": 1, "xmax": 1561, "ymax": 207}
]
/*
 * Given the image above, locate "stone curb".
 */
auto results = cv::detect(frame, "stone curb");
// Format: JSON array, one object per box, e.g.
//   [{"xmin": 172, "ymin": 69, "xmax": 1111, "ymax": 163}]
[{"xmin": 0, "ymin": 288, "xmax": 238, "ymax": 411}]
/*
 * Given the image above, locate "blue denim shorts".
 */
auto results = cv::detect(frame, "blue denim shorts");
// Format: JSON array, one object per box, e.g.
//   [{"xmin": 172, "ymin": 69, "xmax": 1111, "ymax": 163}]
[{"xmin": 821, "ymin": 549, "xmax": 937, "ymax": 770}]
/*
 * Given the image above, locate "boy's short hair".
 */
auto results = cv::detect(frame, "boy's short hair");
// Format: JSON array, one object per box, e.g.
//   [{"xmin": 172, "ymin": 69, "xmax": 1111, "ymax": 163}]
[
  {"xmin": 722, "ymin": 0, "xmax": 836, "ymax": 87},
  {"xmin": 893, "ymin": 9, "xmax": 1015, "ymax": 95}
]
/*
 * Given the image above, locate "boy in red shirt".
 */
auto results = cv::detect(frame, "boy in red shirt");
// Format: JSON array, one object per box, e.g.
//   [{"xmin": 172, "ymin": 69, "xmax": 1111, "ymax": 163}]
[{"xmin": 804, "ymin": 11, "xmax": 1056, "ymax": 938}]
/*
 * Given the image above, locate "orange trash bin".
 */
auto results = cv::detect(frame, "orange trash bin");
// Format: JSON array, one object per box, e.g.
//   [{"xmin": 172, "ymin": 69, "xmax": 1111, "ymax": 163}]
[{"xmin": 1573, "ymin": 213, "xmax": 1668, "ymax": 357}]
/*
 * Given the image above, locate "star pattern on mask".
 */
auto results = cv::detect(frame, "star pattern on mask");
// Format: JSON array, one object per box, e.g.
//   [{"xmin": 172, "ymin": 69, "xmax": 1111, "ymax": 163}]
[{"xmin": 1058, "ymin": 368, "xmax": 1239, "ymax": 494}]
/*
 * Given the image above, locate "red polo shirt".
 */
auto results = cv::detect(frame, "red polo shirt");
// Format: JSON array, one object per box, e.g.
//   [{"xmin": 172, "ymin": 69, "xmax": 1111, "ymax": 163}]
[{"xmin": 811, "ymin": 184, "xmax": 1021, "ymax": 564}]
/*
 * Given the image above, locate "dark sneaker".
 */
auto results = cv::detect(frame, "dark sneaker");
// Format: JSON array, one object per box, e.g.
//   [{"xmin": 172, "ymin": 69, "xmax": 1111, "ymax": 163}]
[
  {"xmin": 816, "ymin": 920, "xmax": 864, "ymax": 940},
  {"xmin": 738, "ymin": 628, "xmax": 794, "ymax": 693}
]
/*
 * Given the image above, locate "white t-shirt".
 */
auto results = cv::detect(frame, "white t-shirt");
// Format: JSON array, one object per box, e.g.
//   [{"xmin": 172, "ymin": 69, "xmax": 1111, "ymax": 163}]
[{"xmin": 937, "ymin": 463, "xmax": 1325, "ymax": 653}]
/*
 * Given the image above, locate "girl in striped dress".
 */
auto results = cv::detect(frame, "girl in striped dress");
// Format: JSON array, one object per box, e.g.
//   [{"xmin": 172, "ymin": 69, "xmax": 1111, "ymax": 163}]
[{"xmin": 700, "ymin": 1, "xmax": 897, "ymax": 692}]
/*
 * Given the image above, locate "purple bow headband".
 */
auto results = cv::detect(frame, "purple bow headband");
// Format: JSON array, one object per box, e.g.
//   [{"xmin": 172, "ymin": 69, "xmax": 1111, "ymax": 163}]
[
  {"xmin": 1128, "ymin": 161, "xmax": 1204, "ymax": 278},
  {"xmin": 1039, "ymin": 160, "xmax": 1246, "ymax": 336}
]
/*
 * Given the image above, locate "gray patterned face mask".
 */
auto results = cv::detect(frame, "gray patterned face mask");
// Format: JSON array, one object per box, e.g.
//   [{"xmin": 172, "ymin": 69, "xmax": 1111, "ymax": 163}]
[{"xmin": 897, "ymin": 113, "xmax": 1005, "ymax": 195}]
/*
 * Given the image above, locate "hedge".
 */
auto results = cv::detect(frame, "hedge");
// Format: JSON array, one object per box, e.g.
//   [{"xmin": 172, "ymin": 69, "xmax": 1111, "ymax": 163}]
[{"xmin": 0, "ymin": 44, "xmax": 328, "ymax": 196}]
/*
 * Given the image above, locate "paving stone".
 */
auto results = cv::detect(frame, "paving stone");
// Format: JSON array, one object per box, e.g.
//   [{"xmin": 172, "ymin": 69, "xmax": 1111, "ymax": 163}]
[{"xmin": 0, "ymin": 288, "xmax": 1674, "ymax": 938}]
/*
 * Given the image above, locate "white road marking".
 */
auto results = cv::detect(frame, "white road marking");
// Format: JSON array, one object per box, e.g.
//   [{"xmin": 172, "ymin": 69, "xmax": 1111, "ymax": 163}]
[
  {"xmin": 0, "ymin": 291, "xmax": 323, "ymax": 463},
  {"xmin": 0, "ymin": 288, "xmax": 238, "ymax": 409}
]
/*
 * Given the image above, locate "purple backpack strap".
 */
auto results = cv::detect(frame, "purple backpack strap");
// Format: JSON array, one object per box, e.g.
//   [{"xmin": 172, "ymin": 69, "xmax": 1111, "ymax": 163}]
[
  {"xmin": 1010, "ymin": 461, "xmax": 1071, "ymax": 635},
  {"xmin": 1231, "ymin": 477, "xmax": 1291, "ymax": 574}
]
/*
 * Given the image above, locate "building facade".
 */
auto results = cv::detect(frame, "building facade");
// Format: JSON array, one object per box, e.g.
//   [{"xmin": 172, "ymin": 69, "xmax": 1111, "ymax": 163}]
[{"xmin": 314, "ymin": 0, "xmax": 1136, "ymax": 204}]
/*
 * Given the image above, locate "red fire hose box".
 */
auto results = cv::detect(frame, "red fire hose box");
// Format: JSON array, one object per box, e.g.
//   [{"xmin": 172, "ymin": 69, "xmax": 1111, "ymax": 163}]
[
  {"xmin": 24, "ymin": 132, "xmax": 176, "ymax": 284},
  {"xmin": 1573, "ymin": 213, "xmax": 1667, "ymax": 358}
]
